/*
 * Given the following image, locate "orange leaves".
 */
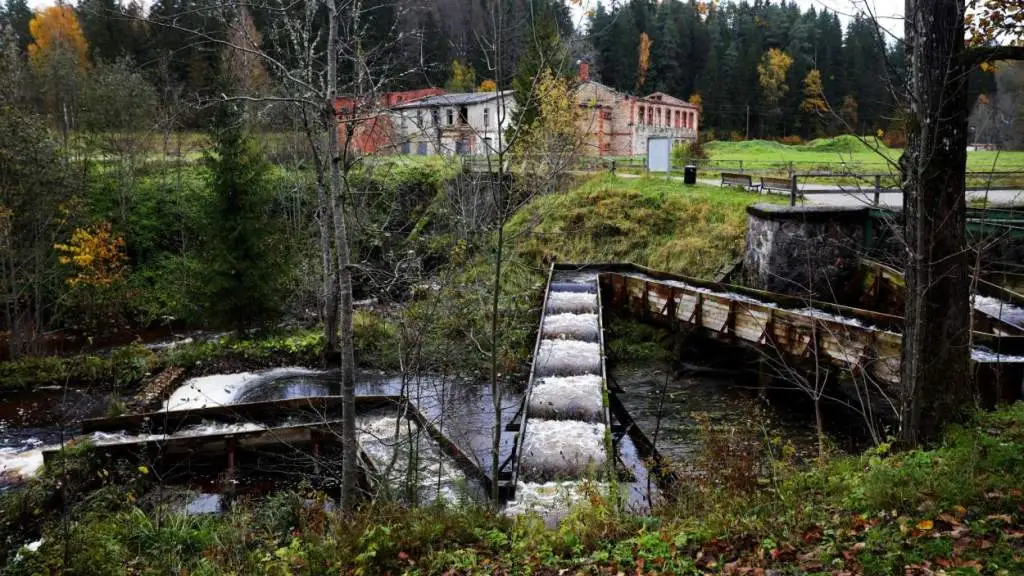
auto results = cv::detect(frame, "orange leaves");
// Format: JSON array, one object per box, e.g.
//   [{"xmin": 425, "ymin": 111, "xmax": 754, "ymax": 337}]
[
  {"xmin": 54, "ymin": 222, "xmax": 127, "ymax": 288},
  {"xmin": 478, "ymin": 79, "xmax": 497, "ymax": 92},
  {"xmin": 27, "ymin": 5, "xmax": 89, "ymax": 71},
  {"xmin": 637, "ymin": 32, "xmax": 652, "ymax": 90}
]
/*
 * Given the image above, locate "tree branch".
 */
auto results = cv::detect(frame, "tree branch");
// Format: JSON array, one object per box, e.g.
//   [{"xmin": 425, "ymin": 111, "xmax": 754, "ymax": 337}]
[{"xmin": 962, "ymin": 45, "xmax": 1024, "ymax": 68}]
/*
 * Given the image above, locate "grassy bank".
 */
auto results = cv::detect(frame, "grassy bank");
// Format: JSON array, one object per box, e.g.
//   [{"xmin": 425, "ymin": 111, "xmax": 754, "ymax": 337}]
[
  {"xmin": 6, "ymin": 402, "xmax": 1023, "ymax": 574},
  {"xmin": 432, "ymin": 174, "xmax": 776, "ymax": 376},
  {"xmin": 506, "ymin": 174, "xmax": 780, "ymax": 277},
  {"xmin": 1, "ymin": 173, "xmax": 773, "ymax": 389},
  {"xmin": 0, "ymin": 311, "xmax": 399, "ymax": 393}
]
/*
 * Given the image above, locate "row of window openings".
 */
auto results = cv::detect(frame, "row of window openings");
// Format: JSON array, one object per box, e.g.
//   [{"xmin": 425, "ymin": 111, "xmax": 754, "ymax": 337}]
[
  {"xmin": 400, "ymin": 137, "xmax": 493, "ymax": 155},
  {"xmin": 636, "ymin": 106, "xmax": 695, "ymax": 129},
  {"xmin": 403, "ymin": 107, "xmax": 493, "ymax": 129}
]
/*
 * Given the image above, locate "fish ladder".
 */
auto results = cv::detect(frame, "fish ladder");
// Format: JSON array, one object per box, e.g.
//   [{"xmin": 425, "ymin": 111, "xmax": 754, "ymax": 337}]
[{"xmin": 506, "ymin": 266, "xmax": 612, "ymax": 517}]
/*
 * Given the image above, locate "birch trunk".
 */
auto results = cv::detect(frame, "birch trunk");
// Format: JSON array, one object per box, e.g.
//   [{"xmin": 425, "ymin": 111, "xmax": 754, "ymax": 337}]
[{"xmin": 325, "ymin": 0, "xmax": 358, "ymax": 509}]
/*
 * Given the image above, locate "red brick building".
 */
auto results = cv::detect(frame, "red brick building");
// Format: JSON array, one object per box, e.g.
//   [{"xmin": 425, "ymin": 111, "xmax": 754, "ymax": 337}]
[
  {"xmin": 575, "ymin": 64, "xmax": 699, "ymax": 157},
  {"xmin": 334, "ymin": 88, "xmax": 446, "ymax": 155}
]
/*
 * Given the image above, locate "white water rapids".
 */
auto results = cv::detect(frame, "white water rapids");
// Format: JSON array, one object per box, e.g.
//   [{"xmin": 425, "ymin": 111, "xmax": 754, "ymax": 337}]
[
  {"xmin": 1, "ymin": 368, "xmax": 489, "ymax": 506},
  {"xmin": 1, "ymin": 368, "xmax": 324, "ymax": 485}
]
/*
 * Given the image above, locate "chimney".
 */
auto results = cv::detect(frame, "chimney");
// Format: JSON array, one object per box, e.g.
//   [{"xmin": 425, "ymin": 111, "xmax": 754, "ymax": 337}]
[{"xmin": 578, "ymin": 59, "xmax": 590, "ymax": 83}]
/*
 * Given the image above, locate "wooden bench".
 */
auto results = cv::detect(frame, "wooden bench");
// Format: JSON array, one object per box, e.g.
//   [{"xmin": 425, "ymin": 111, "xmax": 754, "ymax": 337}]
[
  {"xmin": 720, "ymin": 172, "xmax": 759, "ymax": 191},
  {"xmin": 760, "ymin": 176, "xmax": 794, "ymax": 195}
]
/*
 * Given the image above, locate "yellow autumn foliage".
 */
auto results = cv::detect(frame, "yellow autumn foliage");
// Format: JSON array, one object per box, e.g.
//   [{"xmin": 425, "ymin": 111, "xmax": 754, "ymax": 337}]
[
  {"xmin": 800, "ymin": 69, "xmax": 828, "ymax": 114},
  {"xmin": 54, "ymin": 222, "xmax": 127, "ymax": 287},
  {"xmin": 757, "ymin": 48, "xmax": 793, "ymax": 106},
  {"xmin": 27, "ymin": 5, "xmax": 90, "ymax": 71}
]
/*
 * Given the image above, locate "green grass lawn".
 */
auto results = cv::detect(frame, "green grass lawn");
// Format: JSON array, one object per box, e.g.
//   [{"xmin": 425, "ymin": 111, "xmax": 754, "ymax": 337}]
[{"xmin": 703, "ymin": 136, "xmax": 1024, "ymax": 175}]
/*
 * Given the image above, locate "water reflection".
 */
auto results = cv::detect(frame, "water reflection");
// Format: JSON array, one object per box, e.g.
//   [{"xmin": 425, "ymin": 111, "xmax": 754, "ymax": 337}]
[{"xmin": 612, "ymin": 361, "xmax": 823, "ymax": 470}]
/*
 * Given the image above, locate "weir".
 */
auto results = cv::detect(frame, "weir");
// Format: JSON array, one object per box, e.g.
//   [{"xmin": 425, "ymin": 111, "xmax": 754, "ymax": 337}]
[{"xmin": 44, "ymin": 395, "xmax": 494, "ymax": 502}]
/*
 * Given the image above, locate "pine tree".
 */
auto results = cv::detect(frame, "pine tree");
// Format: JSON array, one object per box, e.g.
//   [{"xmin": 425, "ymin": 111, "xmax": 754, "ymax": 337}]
[
  {"xmin": 649, "ymin": 1, "xmax": 683, "ymax": 96},
  {"xmin": 76, "ymin": 0, "xmax": 126, "ymax": 61}
]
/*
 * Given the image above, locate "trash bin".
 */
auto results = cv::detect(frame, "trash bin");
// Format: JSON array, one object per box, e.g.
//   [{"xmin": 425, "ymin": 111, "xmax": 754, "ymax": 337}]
[{"xmin": 683, "ymin": 165, "xmax": 697, "ymax": 185}]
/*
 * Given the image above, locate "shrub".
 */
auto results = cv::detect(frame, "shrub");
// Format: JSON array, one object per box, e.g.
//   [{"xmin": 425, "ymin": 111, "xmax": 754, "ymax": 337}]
[
  {"xmin": 0, "ymin": 343, "xmax": 154, "ymax": 391},
  {"xmin": 671, "ymin": 140, "xmax": 708, "ymax": 166},
  {"xmin": 778, "ymin": 135, "xmax": 803, "ymax": 146},
  {"xmin": 882, "ymin": 129, "xmax": 907, "ymax": 148}
]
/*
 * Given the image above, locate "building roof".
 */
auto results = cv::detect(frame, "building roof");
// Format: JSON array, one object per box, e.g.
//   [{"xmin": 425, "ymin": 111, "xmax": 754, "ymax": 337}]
[
  {"xmin": 394, "ymin": 90, "xmax": 513, "ymax": 109},
  {"xmin": 576, "ymin": 80, "xmax": 697, "ymax": 109},
  {"xmin": 643, "ymin": 92, "xmax": 697, "ymax": 108}
]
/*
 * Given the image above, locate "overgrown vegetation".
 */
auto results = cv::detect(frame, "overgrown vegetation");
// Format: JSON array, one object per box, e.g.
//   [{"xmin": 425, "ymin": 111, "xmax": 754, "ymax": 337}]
[
  {"xmin": 507, "ymin": 175, "xmax": 780, "ymax": 277},
  {"xmin": 6, "ymin": 402, "xmax": 1023, "ymax": 574},
  {"xmin": 0, "ymin": 310, "xmax": 399, "ymax": 391}
]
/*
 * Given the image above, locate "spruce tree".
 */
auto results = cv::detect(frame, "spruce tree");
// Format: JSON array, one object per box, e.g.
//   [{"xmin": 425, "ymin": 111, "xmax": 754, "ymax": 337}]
[
  {"xmin": 509, "ymin": 0, "xmax": 566, "ymax": 138},
  {"xmin": 204, "ymin": 103, "xmax": 290, "ymax": 330}
]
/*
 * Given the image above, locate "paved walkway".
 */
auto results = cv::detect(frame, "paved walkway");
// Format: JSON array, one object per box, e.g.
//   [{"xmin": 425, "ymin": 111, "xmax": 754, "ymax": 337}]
[{"xmin": 662, "ymin": 174, "xmax": 1024, "ymax": 208}]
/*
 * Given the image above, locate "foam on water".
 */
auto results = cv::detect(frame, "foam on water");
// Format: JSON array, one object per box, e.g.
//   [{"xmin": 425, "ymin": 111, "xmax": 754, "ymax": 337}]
[
  {"xmin": 541, "ymin": 313, "xmax": 600, "ymax": 342},
  {"xmin": 504, "ymin": 480, "xmax": 608, "ymax": 526},
  {"xmin": 792, "ymin": 307, "xmax": 869, "ymax": 329},
  {"xmin": 0, "ymin": 446, "xmax": 47, "ymax": 482},
  {"xmin": 974, "ymin": 295, "xmax": 1024, "ymax": 329},
  {"xmin": 546, "ymin": 292, "xmax": 598, "ymax": 314},
  {"xmin": 164, "ymin": 367, "xmax": 325, "ymax": 411},
  {"xmin": 528, "ymin": 376, "xmax": 604, "ymax": 422},
  {"xmin": 534, "ymin": 340, "xmax": 602, "ymax": 377},
  {"xmin": 519, "ymin": 419, "xmax": 606, "ymax": 480},
  {"xmin": 172, "ymin": 422, "xmax": 267, "ymax": 438},
  {"xmin": 971, "ymin": 348, "xmax": 1024, "ymax": 363},
  {"xmin": 357, "ymin": 410, "xmax": 467, "ymax": 503}
]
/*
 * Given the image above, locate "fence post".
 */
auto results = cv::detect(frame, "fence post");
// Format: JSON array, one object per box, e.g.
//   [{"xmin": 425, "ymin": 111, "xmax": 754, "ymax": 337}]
[
  {"xmin": 873, "ymin": 174, "xmax": 881, "ymax": 207},
  {"xmin": 739, "ymin": 160, "xmax": 744, "ymax": 174},
  {"xmin": 790, "ymin": 174, "xmax": 798, "ymax": 207}
]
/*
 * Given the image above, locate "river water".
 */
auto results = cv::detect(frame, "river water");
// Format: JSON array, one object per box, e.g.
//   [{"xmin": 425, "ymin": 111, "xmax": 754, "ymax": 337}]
[
  {"xmin": 1, "ymin": 359, "xmax": 849, "ymax": 510},
  {"xmin": 613, "ymin": 361, "xmax": 826, "ymax": 473},
  {"xmin": 0, "ymin": 368, "xmax": 523, "ymax": 504}
]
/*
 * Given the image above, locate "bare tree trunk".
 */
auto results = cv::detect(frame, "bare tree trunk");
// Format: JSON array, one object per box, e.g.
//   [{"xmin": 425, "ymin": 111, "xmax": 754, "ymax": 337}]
[
  {"xmin": 900, "ymin": 0, "xmax": 972, "ymax": 445},
  {"xmin": 324, "ymin": 0, "xmax": 358, "ymax": 510},
  {"xmin": 813, "ymin": 396, "xmax": 825, "ymax": 462},
  {"xmin": 489, "ymin": 207, "xmax": 504, "ymax": 505},
  {"xmin": 319, "ymin": 182, "xmax": 339, "ymax": 352}
]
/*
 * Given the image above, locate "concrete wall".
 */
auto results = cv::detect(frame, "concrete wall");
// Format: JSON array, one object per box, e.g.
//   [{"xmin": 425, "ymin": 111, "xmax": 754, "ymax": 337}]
[
  {"xmin": 743, "ymin": 204, "xmax": 869, "ymax": 302},
  {"xmin": 393, "ymin": 97, "xmax": 515, "ymax": 156}
]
